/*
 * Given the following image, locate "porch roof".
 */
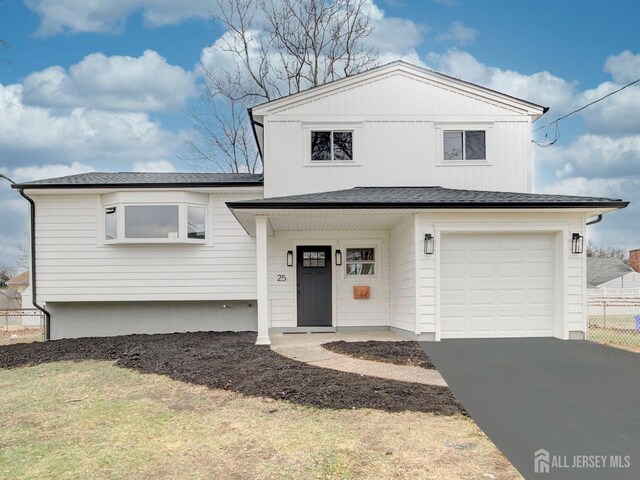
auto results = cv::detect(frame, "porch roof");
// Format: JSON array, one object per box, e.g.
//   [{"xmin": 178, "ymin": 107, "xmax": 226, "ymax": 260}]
[
  {"xmin": 227, "ymin": 186, "xmax": 628, "ymax": 210},
  {"xmin": 227, "ymin": 186, "xmax": 628, "ymax": 236}
]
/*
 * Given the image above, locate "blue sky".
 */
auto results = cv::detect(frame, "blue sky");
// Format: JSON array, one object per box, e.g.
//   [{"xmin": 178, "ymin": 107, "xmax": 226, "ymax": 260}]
[{"xmin": 1, "ymin": 0, "xmax": 639, "ymax": 267}]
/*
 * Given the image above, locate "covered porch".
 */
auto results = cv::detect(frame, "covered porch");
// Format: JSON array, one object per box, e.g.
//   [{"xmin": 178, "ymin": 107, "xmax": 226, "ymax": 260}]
[
  {"xmin": 227, "ymin": 186, "xmax": 626, "ymax": 345},
  {"xmin": 241, "ymin": 209, "xmax": 420, "ymax": 345}
]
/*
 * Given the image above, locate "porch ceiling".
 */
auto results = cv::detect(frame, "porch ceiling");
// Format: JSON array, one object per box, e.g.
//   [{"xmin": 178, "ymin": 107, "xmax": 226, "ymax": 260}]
[{"xmin": 233, "ymin": 209, "xmax": 413, "ymax": 236}]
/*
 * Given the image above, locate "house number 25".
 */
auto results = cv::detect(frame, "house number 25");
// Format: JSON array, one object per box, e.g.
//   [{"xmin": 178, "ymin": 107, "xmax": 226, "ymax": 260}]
[{"xmin": 277, "ymin": 274, "xmax": 287, "ymax": 282}]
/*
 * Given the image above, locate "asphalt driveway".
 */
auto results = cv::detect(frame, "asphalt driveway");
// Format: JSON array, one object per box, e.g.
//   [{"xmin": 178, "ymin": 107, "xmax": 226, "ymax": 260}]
[{"xmin": 421, "ymin": 339, "xmax": 640, "ymax": 480}]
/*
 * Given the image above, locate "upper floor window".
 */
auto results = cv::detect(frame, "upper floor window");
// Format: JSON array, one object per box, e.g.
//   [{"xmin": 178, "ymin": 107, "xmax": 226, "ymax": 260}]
[
  {"xmin": 443, "ymin": 130, "xmax": 486, "ymax": 161},
  {"xmin": 311, "ymin": 130, "xmax": 353, "ymax": 161}
]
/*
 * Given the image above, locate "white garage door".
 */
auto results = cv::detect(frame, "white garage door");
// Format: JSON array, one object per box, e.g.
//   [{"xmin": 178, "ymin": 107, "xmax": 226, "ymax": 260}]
[{"xmin": 441, "ymin": 232, "xmax": 557, "ymax": 338}]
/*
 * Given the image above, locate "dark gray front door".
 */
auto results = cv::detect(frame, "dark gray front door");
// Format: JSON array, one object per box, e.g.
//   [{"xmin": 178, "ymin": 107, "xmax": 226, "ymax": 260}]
[{"xmin": 297, "ymin": 245, "xmax": 332, "ymax": 326}]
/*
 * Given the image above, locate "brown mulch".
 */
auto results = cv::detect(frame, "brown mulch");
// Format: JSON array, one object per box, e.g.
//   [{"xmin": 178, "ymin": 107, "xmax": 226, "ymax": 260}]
[
  {"xmin": 0, "ymin": 331, "xmax": 463, "ymax": 415},
  {"xmin": 323, "ymin": 340, "xmax": 436, "ymax": 369}
]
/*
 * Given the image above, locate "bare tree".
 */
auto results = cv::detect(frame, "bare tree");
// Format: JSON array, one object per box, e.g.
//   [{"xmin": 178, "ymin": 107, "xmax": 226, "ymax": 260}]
[
  {"xmin": 14, "ymin": 243, "xmax": 29, "ymax": 271},
  {"xmin": 587, "ymin": 241, "xmax": 629, "ymax": 264},
  {"xmin": 183, "ymin": 0, "xmax": 379, "ymax": 173},
  {"xmin": 0, "ymin": 1, "xmax": 10, "ymax": 65}
]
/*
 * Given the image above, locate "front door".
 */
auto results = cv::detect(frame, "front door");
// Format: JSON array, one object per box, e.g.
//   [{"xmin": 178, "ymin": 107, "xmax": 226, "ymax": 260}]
[{"xmin": 297, "ymin": 245, "xmax": 332, "ymax": 326}]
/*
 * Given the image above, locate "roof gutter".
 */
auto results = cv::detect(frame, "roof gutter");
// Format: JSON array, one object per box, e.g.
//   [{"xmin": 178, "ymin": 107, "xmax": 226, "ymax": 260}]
[
  {"xmin": 11, "ymin": 181, "xmax": 264, "ymax": 190},
  {"xmin": 11, "ymin": 185, "xmax": 51, "ymax": 340},
  {"xmin": 586, "ymin": 214, "xmax": 603, "ymax": 226},
  {"xmin": 227, "ymin": 201, "xmax": 629, "ymax": 210}
]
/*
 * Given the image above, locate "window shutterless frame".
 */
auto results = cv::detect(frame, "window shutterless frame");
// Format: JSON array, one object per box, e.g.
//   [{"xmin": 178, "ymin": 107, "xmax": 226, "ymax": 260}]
[
  {"xmin": 302, "ymin": 123, "xmax": 362, "ymax": 166},
  {"xmin": 102, "ymin": 202, "xmax": 208, "ymax": 244},
  {"xmin": 435, "ymin": 123, "xmax": 493, "ymax": 166},
  {"xmin": 345, "ymin": 247, "xmax": 376, "ymax": 276},
  {"xmin": 310, "ymin": 130, "xmax": 354, "ymax": 161}
]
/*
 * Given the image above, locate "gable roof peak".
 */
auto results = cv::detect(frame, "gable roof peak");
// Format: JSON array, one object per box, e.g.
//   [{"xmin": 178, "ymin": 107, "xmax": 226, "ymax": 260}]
[{"xmin": 250, "ymin": 60, "xmax": 548, "ymax": 116}]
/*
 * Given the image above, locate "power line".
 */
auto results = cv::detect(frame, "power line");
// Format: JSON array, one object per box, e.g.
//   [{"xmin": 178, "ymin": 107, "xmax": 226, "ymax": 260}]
[{"xmin": 532, "ymin": 75, "xmax": 640, "ymax": 147}]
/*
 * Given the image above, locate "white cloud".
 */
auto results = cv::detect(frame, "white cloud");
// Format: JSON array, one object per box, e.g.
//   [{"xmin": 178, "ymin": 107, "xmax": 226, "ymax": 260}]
[
  {"xmin": 603, "ymin": 50, "xmax": 640, "ymax": 84},
  {"xmin": 573, "ymin": 52, "xmax": 640, "ymax": 136},
  {"xmin": 24, "ymin": 0, "xmax": 213, "ymax": 36},
  {"xmin": 0, "ymin": 83, "xmax": 180, "ymax": 167},
  {"xmin": 427, "ymin": 49, "xmax": 577, "ymax": 112},
  {"xmin": 22, "ymin": 50, "xmax": 197, "ymax": 112},
  {"xmin": 368, "ymin": 16, "xmax": 428, "ymax": 55},
  {"xmin": 11, "ymin": 162, "xmax": 95, "ymax": 183},
  {"xmin": 535, "ymin": 133, "xmax": 640, "ymax": 179},
  {"xmin": 436, "ymin": 21, "xmax": 478, "ymax": 46},
  {"xmin": 132, "ymin": 160, "xmax": 177, "ymax": 172}
]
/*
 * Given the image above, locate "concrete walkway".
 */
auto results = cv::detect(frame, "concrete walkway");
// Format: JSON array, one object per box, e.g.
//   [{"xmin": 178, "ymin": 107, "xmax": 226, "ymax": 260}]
[{"xmin": 270, "ymin": 331, "xmax": 447, "ymax": 387}]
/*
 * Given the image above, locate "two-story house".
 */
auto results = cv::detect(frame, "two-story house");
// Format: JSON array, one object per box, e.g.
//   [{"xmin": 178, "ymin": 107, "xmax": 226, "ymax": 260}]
[{"xmin": 13, "ymin": 62, "xmax": 628, "ymax": 344}]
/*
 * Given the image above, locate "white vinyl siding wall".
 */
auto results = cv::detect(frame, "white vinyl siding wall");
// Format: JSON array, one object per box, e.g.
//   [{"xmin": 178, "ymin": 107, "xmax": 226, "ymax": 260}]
[
  {"xmin": 33, "ymin": 192, "xmax": 261, "ymax": 302},
  {"xmin": 262, "ymin": 72, "xmax": 533, "ymax": 198},
  {"xmin": 389, "ymin": 216, "xmax": 416, "ymax": 332}
]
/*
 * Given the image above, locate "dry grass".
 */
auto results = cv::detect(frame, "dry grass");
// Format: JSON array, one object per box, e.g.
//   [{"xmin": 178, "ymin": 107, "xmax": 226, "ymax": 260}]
[{"xmin": 0, "ymin": 360, "xmax": 522, "ymax": 479}]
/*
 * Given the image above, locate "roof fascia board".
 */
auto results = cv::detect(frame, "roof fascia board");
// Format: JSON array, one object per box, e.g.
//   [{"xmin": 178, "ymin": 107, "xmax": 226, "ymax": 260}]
[
  {"xmin": 16, "ymin": 185, "xmax": 264, "ymax": 195},
  {"xmin": 251, "ymin": 62, "xmax": 546, "ymax": 117},
  {"xmin": 12, "ymin": 181, "xmax": 264, "ymax": 190},
  {"xmin": 227, "ymin": 202, "xmax": 628, "ymax": 211}
]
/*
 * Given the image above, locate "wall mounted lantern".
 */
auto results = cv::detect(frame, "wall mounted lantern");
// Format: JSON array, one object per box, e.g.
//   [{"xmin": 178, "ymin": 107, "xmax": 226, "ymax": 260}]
[
  {"xmin": 335, "ymin": 249, "xmax": 342, "ymax": 266},
  {"xmin": 287, "ymin": 250, "xmax": 294, "ymax": 267},
  {"xmin": 424, "ymin": 234, "xmax": 435, "ymax": 255},
  {"xmin": 571, "ymin": 233, "xmax": 584, "ymax": 254}
]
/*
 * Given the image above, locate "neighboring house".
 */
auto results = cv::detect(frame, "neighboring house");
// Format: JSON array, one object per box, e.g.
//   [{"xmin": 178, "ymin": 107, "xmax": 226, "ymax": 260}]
[
  {"xmin": 0, "ymin": 289, "xmax": 20, "ymax": 310},
  {"xmin": 587, "ymin": 256, "xmax": 640, "ymax": 293},
  {"xmin": 4, "ymin": 271, "xmax": 40, "ymax": 325},
  {"xmin": 12, "ymin": 61, "xmax": 628, "ymax": 343},
  {"xmin": 6, "ymin": 270, "xmax": 29, "ymax": 294}
]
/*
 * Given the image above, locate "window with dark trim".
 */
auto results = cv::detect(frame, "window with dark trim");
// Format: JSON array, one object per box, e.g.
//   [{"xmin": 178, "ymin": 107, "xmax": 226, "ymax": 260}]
[
  {"xmin": 346, "ymin": 248, "xmax": 375, "ymax": 276},
  {"xmin": 311, "ymin": 130, "xmax": 353, "ymax": 161},
  {"xmin": 443, "ymin": 130, "xmax": 486, "ymax": 160}
]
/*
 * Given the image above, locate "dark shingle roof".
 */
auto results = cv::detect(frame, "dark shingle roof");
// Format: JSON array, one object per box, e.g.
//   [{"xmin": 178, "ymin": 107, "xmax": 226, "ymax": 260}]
[
  {"xmin": 587, "ymin": 257, "xmax": 634, "ymax": 287},
  {"xmin": 13, "ymin": 172, "xmax": 263, "ymax": 189},
  {"xmin": 227, "ymin": 186, "xmax": 628, "ymax": 210}
]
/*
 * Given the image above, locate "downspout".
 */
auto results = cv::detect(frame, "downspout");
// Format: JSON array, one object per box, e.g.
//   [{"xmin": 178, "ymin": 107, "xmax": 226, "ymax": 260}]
[
  {"xmin": 17, "ymin": 188, "xmax": 51, "ymax": 340},
  {"xmin": 247, "ymin": 107, "xmax": 264, "ymax": 177}
]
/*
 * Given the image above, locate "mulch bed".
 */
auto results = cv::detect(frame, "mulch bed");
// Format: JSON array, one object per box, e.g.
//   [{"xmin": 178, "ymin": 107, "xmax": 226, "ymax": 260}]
[
  {"xmin": 0, "ymin": 332, "xmax": 463, "ymax": 415},
  {"xmin": 323, "ymin": 340, "xmax": 436, "ymax": 369}
]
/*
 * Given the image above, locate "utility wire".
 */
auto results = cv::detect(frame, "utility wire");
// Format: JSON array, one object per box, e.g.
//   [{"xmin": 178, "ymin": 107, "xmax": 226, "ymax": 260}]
[{"xmin": 532, "ymin": 76, "xmax": 640, "ymax": 147}]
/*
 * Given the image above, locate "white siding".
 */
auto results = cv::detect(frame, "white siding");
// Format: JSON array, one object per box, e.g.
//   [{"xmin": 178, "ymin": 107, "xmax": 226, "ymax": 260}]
[
  {"xmin": 33, "ymin": 192, "xmax": 261, "ymax": 302},
  {"xmin": 389, "ymin": 216, "xmax": 416, "ymax": 332},
  {"xmin": 262, "ymin": 72, "xmax": 533, "ymax": 198},
  {"xmin": 274, "ymin": 73, "xmax": 521, "ymax": 116},
  {"xmin": 267, "ymin": 231, "xmax": 390, "ymax": 328}
]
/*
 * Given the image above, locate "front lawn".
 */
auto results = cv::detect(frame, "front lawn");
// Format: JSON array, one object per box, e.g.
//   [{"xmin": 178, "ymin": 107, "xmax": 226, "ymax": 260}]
[
  {"xmin": 0, "ymin": 360, "xmax": 521, "ymax": 479},
  {"xmin": 0, "ymin": 332, "xmax": 522, "ymax": 479}
]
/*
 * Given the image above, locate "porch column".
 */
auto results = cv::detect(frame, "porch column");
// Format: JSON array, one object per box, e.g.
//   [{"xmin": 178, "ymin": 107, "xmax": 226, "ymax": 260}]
[{"xmin": 255, "ymin": 216, "xmax": 270, "ymax": 345}]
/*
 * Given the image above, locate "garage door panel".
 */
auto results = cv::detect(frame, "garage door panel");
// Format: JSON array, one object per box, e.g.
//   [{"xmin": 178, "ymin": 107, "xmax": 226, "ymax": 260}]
[
  {"xmin": 469, "ymin": 290, "xmax": 494, "ymax": 305},
  {"xmin": 441, "ymin": 232, "xmax": 557, "ymax": 339},
  {"xmin": 469, "ymin": 263, "xmax": 495, "ymax": 278}
]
